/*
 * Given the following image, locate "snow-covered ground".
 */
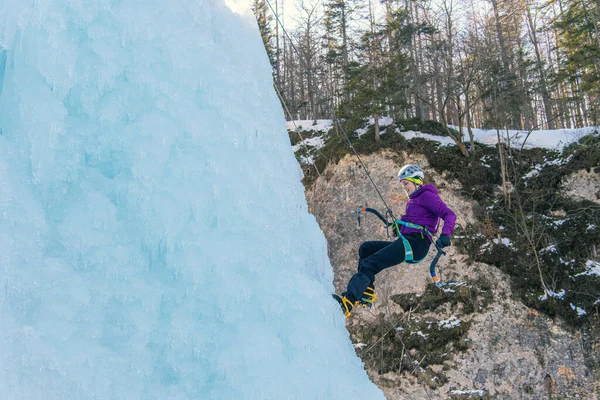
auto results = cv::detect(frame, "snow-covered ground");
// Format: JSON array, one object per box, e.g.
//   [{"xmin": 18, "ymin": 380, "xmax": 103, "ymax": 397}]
[
  {"xmin": 575, "ymin": 260, "xmax": 600, "ymax": 277},
  {"xmin": 286, "ymin": 119, "xmax": 334, "ymax": 134},
  {"xmin": 451, "ymin": 125, "xmax": 597, "ymax": 150},
  {"xmin": 287, "ymin": 119, "xmax": 598, "ymax": 155}
]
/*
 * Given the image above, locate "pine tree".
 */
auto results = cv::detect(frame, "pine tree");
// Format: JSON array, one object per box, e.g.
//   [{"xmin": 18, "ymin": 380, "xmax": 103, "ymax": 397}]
[
  {"xmin": 344, "ymin": 1, "xmax": 414, "ymax": 140},
  {"xmin": 551, "ymin": 0, "xmax": 600, "ymax": 123},
  {"xmin": 251, "ymin": 0, "xmax": 276, "ymax": 68},
  {"xmin": 323, "ymin": 0, "xmax": 362, "ymax": 107},
  {"xmin": 381, "ymin": 7, "xmax": 413, "ymax": 119}
]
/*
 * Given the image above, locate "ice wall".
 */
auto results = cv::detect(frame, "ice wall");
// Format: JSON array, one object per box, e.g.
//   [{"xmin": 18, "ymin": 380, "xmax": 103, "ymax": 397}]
[{"xmin": 0, "ymin": 1, "xmax": 383, "ymax": 399}]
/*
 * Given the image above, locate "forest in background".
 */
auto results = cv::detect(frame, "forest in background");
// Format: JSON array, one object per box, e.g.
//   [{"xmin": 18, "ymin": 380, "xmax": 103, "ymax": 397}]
[{"xmin": 251, "ymin": 0, "xmax": 600, "ymax": 142}]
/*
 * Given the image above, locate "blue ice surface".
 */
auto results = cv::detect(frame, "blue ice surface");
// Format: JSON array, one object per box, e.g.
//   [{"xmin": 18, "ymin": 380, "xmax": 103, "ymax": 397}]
[{"xmin": 0, "ymin": 1, "xmax": 383, "ymax": 399}]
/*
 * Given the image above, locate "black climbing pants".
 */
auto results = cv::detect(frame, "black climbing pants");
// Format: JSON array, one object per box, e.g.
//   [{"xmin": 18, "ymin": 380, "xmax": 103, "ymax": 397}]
[{"xmin": 344, "ymin": 233, "xmax": 431, "ymax": 302}]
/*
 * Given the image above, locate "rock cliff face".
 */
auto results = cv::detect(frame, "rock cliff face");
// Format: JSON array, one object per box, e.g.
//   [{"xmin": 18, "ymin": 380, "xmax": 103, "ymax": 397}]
[
  {"xmin": 304, "ymin": 152, "xmax": 599, "ymax": 399},
  {"xmin": 562, "ymin": 170, "xmax": 600, "ymax": 205}
]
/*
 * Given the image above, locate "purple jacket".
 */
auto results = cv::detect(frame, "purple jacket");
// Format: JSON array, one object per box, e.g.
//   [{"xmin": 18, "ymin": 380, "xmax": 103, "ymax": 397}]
[{"xmin": 400, "ymin": 184, "xmax": 456, "ymax": 240}]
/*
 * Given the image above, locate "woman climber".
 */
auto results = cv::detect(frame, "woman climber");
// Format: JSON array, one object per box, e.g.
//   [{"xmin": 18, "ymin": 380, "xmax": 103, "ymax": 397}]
[{"xmin": 334, "ymin": 164, "xmax": 457, "ymax": 318}]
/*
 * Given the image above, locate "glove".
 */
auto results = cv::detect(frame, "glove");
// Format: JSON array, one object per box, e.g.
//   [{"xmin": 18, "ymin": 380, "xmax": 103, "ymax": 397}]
[{"xmin": 436, "ymin": 234, "xmax": 451, "ymax": 248}]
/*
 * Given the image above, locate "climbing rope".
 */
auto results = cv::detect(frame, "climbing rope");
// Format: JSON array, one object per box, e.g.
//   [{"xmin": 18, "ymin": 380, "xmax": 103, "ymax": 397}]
[{"xmin": 334, "ymin": 119, "xmax": 397, "ymax": 218}]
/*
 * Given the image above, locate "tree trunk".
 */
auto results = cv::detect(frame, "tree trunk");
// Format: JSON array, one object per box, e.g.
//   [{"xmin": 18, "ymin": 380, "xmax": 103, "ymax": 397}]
[
  {"xmin": 444, "ymin": 0, "xmax": 457, "ymax": 126},
  {"xmin": 571, "ymin": 80, "xmax": 585, "ymax": 127},
  {"xmin": 434, "ymin": 42, "xmax": 444, "ymax": 123},
  {"xmin": 289, "ymin": 42, "xmax": 296, "ymax": 118},
  {"xmin": 517, "ymin": 39, "xmax": 534, "ymax": 130},
  {"xmin": 466, "ymin": 92, "xmax": 476, "ymax": 153},
  {"xmin": 490, "ymin": 0, "xmax": 520, "ymax": 128},
  {"xmin": 490, "ymin": 0, "xmax": 510, "ymax": 75},
  {"xmin": 408, "ymin": 0, "xmax": 421, "ymax": 119},
  {"xmin": 441, "ymin": 114, "xmax": 469, "ymax": 157},
  {"xmin": 430, "ymin": 58, "xmax": 438, "ymax": 121},
  {"xmin": 341, "ymin": 3, "xmax": 350, "ymax": 105},
  {"xmin": 416, "ymin": 3, "xmax": 429, "ymax": 119},
  {"xmin": 526, "ymin": 3, "xmax": 555, "ymax": 129},
  {"xmin": 497, "ymin": 128, "xmax": 508, "ymax": 203}
]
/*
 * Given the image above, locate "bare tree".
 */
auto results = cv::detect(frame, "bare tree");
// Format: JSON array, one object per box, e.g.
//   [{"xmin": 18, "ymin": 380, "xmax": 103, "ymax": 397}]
[
  {"xmin": 525, "ymin": 0, "xmax": 556, "ymax": 129},
  {"xmin": 294, "ymin": 0, "xmax": 323, "ymax": 122}
]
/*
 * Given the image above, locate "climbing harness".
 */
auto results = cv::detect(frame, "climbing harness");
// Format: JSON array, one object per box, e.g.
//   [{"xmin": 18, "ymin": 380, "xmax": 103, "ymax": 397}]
[
  {"xmin": 356, "ymin": 207, "xmax": 430, "ymax": 263},
  {"xmin": 356, "ymin": 207, "xmax": 453, "ymax": 288}
]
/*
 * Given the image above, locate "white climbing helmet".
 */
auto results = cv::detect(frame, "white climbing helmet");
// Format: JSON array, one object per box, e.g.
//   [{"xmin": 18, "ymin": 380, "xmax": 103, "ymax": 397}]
[{"xmin": 397, "ymin": 164, "xmax": 424, "ymax": 182}]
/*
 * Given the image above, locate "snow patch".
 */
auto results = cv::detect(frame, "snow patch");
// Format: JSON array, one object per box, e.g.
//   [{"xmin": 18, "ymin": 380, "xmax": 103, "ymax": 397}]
[
  {"xmin": 481, "ymin": 238, "xmax": 513, "ymax": 251},
  {"xmin": 454, "ymin": 125, "xmax": 597, "ymax": 150},
  {"xmin": 292, "ymin": 136, "xmax": 325, "ymax": 152},
  {"xmin": 524, "ymin": 169, "xmax": 540, "ymax": 179},
  {"xmin": 289, "ymin": 120, "xmax": 598, "ymax": 153},
  {"xmin": 355, "ymin": 126, "xmax": 369, "ymax": 137},
  {"xmin": 286, "ymin": 119, "xmax": 333, "ymax": 133},
  {"xmin": 378, "ymin": 117, "xmax": 394, "ymax": 126},
  {"xmin": 480, "ymin": 155, "xmax": 492, "ymax": 168},
  {"xmin": 494, "ymin": 237, "xmax": 513, "ymax": 247},
  {"xmin": 574, "ymin": 260, "xmax": 600, "ymax": 277},
  {"xmin": 541, "ymin": 245, "xmax": 558, "ymax": 254},
  {"xmin": 523, "ymin": 155, "xmax": 573, "ymax": 180},
  {"xmin": 570, "ymin": 304, "xmax": 587, "ymax": 317},
  {"xmin": 411, "ymin": 331, "xmax": 428, "ymax": 339},
  {"xmin": 560, "ymin": 258, "xmax": 576, "ymax": 266},
  {"xmin": 299, "ymin": 155, "xmax": 315, "ymax": 165},
  {"xmin": 401, "ymin": 130, "xmax": 456, "ymax": 146},
  {"xmin": 540, "ymin": 289, "xmax": 566, "ymax": 301},
  {"xmin": 441, "ymin": 281, "xmax": 466, "ymax": 293},
  {"xmin": 450, "ymin": 389, "xmax": 485, "ymax": 397},
  {"xmin": 439, "ymin": 316, "xmax": 461, "ymax": 329}
]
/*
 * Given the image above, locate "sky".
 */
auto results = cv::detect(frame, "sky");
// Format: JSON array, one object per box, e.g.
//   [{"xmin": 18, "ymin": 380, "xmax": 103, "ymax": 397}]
[
  {"xmin": 226, "ymin": 0, "xmax": 301, "ymax": 28},
  {"xmin": 0, "ymin": 0, "xmax": 384, "ymax": 398},
  {"xmin": 226, "ymin": 0, "xmax": 484, "ymax": 33},
  {"xmin": 226, "ymin": 0, "xmax": 386, "ymax": 30}
]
